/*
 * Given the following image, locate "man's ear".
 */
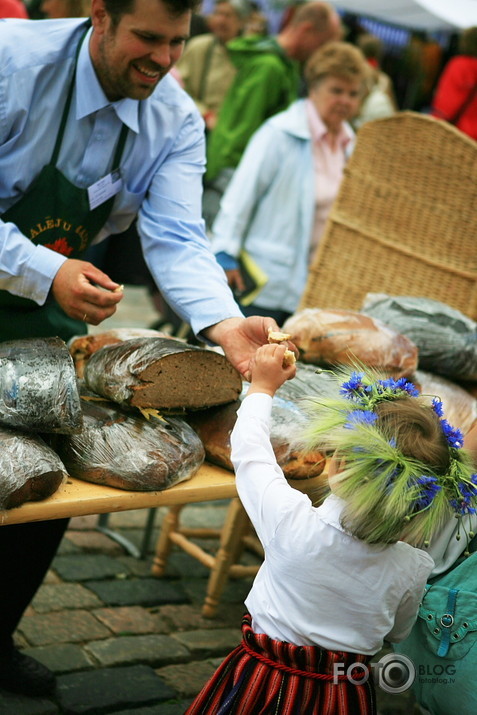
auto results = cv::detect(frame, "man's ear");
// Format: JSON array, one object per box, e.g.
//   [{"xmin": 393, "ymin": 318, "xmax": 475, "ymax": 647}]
[{"xmin": 90, "ymin": 0, "xmax": 108, "ymax": 32}]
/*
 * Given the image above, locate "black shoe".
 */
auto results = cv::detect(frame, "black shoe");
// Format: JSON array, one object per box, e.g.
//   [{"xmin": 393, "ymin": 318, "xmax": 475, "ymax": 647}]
[{"xmin": 0, "ymin": 648, "xmax": 56, "ymax": 696}]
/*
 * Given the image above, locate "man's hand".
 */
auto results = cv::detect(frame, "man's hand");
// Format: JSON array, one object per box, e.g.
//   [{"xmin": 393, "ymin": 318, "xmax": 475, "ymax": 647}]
[
  {"xmin": 204, "ymin": 316, "xmax": 297, "ymax": 379},
  {"xmin": 248, "ymin": 343, "xmax": 297, "ymax": 397},
  {"xmin": 52, "ymin": 259, "xmax": 123, "ymax": 324}
]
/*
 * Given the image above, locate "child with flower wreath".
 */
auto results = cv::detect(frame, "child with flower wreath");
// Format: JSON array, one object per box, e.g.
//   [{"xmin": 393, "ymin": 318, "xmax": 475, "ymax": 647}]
[{"xmin": 186, "ymin": 344, "xmax": 477, "ymax": 715}]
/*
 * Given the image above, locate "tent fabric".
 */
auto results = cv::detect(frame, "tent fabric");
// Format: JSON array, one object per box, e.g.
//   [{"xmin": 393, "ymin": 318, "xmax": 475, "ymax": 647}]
[{"xmin": 326, "ymin": 0, "xmax": 477, "ymax": 31}]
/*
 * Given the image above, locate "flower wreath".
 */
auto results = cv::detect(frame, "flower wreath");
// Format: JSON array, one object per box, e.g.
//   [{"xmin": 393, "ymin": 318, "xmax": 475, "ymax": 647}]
[{"xmin": 299, "ymin": 366, "xmax": 477, "ymax": 549}]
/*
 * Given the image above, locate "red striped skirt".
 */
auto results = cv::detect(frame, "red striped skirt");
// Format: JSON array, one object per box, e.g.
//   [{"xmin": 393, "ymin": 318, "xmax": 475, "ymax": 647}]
[{"xmin": 185, "ymin": 614, "xmax": 376, "ymax": 714}]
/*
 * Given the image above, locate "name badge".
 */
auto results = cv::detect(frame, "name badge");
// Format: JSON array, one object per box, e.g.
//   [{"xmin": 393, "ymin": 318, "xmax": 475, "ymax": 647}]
[{"xmin": 87, "ymin": 169, "xmax": 122, "ymax": 211}]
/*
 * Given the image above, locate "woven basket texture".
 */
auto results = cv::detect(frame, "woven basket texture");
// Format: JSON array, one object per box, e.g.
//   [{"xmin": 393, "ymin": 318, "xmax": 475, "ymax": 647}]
[{"xmin": 299, "ymin": 111, "xmax": 477, "ymax": 319}]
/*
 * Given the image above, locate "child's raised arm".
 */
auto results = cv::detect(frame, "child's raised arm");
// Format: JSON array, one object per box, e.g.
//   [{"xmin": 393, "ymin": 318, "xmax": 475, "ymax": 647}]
[{"xmin": 247, "ymin": 343, "xmax": 296, "ymax": 398}]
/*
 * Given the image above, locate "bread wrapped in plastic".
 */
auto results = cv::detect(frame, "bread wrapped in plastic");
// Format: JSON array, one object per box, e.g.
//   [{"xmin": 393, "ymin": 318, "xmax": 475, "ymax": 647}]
[
  {"xmin": 186, "ymin": 364, "xmax": 339, "ymax": 479},
  {"xmin": 0, "ymin": 426, "xmax": 67, "ymax": 510},
  {"xmin": 282, "ymin": 308, "xmax": 418, "ymax": 378},
  {"xmin": 0, "ymin": 337, "xmax": 82, "ymax": 433},
  {"xmin": 83, "ymin": 337, "xmax": 242, "ymax": 411},
  {"xmin": 68, "ymin": 328, "xmax": 167, "ymax": 378},
  {"xmin": 413, "ymin": 370, "xmax": 477, "ymax": 434},
  {"xmin": 362, "ymin": 294, "xmax": 477, "ymax": 381},
  {"xmin": 54, "ymin": 396, "xmax": 205, "ymax": 491}
]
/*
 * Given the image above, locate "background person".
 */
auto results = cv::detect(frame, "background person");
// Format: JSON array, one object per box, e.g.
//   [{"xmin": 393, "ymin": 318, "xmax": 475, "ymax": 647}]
[
  {"xmin": 431, "ymin": 26, "xmax": 477, "ymax": 141},
  {"xmin": 202, "ymin": 0, "xmax": 342, "ymax": 229},
  {"xmin": 0, "ymin": 0, "xmax": 285, "ymax": 697},
  {"xmin": 176, "ymin": 0, "xmax": 250, "ymax": 132},
  {"xmin": 211, "ymin": 41, "xmax": 369, "ymax": 325},
  {"xmin": 0, "ymin": 0, "xmax": 28, "ymax": 17}
]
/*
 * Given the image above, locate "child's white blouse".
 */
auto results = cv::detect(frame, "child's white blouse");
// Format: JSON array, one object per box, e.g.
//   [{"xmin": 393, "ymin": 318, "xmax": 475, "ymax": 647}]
[{"xmin": 231, "ymin": 392, "xmax": 435, "ymax": 655}]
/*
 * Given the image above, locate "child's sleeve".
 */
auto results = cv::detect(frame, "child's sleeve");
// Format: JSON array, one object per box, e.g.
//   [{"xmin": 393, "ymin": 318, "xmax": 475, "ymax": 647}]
[
  {"xmin": 231, "ymin": 392, "xmax": 311, "ymax": 548},
  {"xmin": 386, "ymin": 550, "xmax": 435, "ymax": 643}
]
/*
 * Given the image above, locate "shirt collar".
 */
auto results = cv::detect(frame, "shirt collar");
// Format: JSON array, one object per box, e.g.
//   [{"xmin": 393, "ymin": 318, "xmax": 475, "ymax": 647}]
[
  {"xmin": 75, "ymin": 27, "xmax": 140, "ymax": 133},
  {"xmin": 305, "ymin": 98, "xmax": 353, "ymax": 148},
  {"xmin": 317, "ymin": 493, "xmax": 349, "ymax": 531}
]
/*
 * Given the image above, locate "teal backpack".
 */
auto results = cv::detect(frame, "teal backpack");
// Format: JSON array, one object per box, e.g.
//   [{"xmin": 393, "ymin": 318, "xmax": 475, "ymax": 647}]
[{"xmin": 394, "ymin": 549, "xmax": 477, "ymax": 714}]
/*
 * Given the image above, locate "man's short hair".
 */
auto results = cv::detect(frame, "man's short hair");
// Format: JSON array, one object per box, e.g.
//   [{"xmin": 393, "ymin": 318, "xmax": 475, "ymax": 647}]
[{"xmin": 104, "ymin": 0, "xmax": 201, "ymax": 23}]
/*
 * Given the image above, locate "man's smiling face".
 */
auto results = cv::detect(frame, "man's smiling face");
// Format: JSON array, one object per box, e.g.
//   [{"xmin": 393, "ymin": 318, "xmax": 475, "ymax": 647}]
[{"xmin": 90, "ymin": 0, "xmax": 191, "ymax": 101}]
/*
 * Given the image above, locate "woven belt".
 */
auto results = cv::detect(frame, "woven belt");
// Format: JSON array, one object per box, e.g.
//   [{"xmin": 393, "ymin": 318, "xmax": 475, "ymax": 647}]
[{"xmin": 241, "ymin": 636, "xmax": 367, "ymax": 682}]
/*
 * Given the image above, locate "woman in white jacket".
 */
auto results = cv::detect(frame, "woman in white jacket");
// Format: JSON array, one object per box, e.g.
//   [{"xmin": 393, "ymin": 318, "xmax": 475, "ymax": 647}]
[{"xmin": 211, "ymin": 41, "xmax": 370, "ymax": 325}]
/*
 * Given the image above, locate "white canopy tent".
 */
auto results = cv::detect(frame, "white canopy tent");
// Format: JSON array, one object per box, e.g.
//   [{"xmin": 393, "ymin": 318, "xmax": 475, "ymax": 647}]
[{"xmin": 325, "ymin": 0, "xmax": 477, "ymax": 31}]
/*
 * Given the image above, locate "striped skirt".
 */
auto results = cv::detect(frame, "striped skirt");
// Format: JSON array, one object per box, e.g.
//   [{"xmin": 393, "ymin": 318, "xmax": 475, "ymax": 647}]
[{"xmin": 185, "ymin": 614, "xmax": 376, "ymax": 714}]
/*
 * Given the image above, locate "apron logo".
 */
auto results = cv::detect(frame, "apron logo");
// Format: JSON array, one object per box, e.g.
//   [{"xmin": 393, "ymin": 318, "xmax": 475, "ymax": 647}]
[
  {"xmin": 44, "ymin": 238, "xmax": 75, "ymax": 256},
  {"xmin": 30, "ymin": 218, "xmax": 90, "ymax": 253}
]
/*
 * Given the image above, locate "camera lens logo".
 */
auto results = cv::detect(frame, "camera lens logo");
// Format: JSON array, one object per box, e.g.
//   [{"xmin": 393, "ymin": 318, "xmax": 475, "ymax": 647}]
[{"xmin": 377, "ymin": 653, "xmax": 415, "ymax": 694}]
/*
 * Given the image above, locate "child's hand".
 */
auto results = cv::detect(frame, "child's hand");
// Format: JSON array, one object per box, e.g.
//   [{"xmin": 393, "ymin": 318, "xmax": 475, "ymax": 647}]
[{"xmin": 247, "ymin": 343, "xmax": 296, "ymax": 397}]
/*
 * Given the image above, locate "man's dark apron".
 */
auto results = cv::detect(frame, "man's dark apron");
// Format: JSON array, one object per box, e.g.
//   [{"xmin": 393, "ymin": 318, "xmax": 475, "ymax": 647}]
[{"xmin": 0, "ymin": 27, "xmax": 128, "ymax": 342}]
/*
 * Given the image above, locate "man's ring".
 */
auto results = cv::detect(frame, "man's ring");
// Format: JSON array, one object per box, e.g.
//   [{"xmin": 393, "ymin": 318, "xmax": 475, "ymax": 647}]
[{"xmin": 83, "ymin": 313, "xmax": 88, "ymax": 322}]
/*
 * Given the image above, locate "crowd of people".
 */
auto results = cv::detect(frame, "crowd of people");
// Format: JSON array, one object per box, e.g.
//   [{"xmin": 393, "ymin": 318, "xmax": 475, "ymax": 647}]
[{"xmin": 0, "ymin": 1, "xmax": 476, "ymax": 713}]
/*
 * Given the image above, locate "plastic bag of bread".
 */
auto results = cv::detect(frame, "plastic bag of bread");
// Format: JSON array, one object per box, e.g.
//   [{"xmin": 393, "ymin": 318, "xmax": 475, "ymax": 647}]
[
  {"xmin": 362, "ymin": 294, "xmax": 477, "ymax": 381},
  {"xmin": 0, "ymin": 426, "xmax": 67, "ymax": 510},
  {"xmin": 186, "ymin": 364, "xmax": 340, "ymax": 480},
  {"xmin": 0, "ymin": 336, "xmax": 82, "ymax": 434},
  {"xmin": 282, "ymin": 308, "xmax": 418, "ymax": 378},
  {"xmin": 68, "ymin": 328, "xmax": 167, "ymax": 378},
  {"xmin": 413, "ymin": 370, "xmax": 477, "ymax": 435},
  {"xmin": 83, "ymin": 336, "xmax": 242, "ymax": 411},
  {"xmin": 53, "ymin": 392, "xmax": 205, "ymax": 491}
]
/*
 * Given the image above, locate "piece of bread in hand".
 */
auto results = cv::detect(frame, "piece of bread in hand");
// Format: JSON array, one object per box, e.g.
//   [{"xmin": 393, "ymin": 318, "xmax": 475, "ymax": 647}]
[
  {"xmin": 268, "ymin": 327, "xmax": 292, "ymax": 343},
  {"xmin": 282, "ymin": 349, "xmax": 296, "ymax": 367}
]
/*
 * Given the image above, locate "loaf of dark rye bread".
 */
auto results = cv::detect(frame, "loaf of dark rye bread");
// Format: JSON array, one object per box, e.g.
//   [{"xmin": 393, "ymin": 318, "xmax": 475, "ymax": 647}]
[
  {"xmin": 186, "ymin": 364, "xmax": 339, "ymax": 479},
  {"xmin": 283, "ymin": 308, "xmax": 418, "ymax": 378},
  {"xmin": 68, "ymin": 328, "xmax": 167, "ymax": 378},
  {"xmin": 0, "ymin": 426, "xmax": 66, "ymax": 510},
  {"xmin": 83, "ymin": 337, "xmax": 242, "ymax": 411},
  {"xmin": 0, "ymin": 336, "xmax": 82, "ymax": 433},
  {"xmin": 53, "ymin": 395, "xmax": 205, "ymax": 491}
]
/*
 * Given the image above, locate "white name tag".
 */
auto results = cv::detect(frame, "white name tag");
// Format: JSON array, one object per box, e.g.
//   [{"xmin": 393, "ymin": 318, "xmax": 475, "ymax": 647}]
[{"xmin": 87, "ymin": 169, "xmax": 122, "ymax": 211}]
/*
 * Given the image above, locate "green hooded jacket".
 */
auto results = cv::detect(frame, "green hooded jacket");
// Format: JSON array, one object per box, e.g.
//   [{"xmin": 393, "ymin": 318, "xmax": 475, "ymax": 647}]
[{"xmin": 205, "ymin": 35, "xmax": 300, "ymax": 182}]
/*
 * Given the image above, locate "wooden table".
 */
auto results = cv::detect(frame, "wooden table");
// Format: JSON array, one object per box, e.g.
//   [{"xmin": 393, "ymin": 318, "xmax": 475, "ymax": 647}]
[{"xmin": 0, "ymin": 462, "xmax": 326, "ymax": 526}]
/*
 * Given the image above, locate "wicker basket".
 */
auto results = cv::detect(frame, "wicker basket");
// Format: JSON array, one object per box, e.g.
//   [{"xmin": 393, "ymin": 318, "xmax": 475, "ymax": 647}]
[{"xmin": 299, "ymin": 112, "xmax": 477, "ymax": 319}]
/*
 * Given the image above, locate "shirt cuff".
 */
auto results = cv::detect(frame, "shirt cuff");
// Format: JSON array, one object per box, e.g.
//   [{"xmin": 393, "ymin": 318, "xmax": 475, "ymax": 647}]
[
  {"xmin": 215, "ymin": 251, "xmax": 239, "ymax": 271},
  {"xmin": 23, "ymin": 244, "xmax": 68, "ymax": 305}
]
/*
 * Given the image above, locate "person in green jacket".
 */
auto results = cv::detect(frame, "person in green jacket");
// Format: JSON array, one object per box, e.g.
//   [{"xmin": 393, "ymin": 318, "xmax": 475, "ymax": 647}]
[{"xmin": 203, "ymin": 1, "xmax": 341, "ymax": 228}]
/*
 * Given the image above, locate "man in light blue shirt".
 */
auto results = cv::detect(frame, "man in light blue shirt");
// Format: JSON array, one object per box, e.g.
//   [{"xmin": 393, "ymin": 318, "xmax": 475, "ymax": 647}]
[{"xmin": 0, "ymin": 0, "xmax": 286, "ymax": 697}]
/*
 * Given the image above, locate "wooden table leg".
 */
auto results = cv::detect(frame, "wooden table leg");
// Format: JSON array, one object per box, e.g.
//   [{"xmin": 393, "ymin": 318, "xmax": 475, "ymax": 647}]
[
  {"xmin": 151, "ymin": 504, "xmax": 183, "ymax": 576},
  {"xmin": 202, "ymin": 498, "xmax": 253, "ymax": 618}
]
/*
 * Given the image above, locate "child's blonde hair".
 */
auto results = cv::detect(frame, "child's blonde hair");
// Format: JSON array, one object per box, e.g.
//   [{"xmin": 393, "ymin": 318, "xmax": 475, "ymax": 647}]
[{"xmin": 299, "ymin": 365, "xmax": 477, "ymax": 549}]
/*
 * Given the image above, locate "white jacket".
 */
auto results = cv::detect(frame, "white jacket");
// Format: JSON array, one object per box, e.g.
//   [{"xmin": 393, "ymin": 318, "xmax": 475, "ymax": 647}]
[{"xmin": 211, "ymin": 99, "xmax": 353, "ymax": 313}]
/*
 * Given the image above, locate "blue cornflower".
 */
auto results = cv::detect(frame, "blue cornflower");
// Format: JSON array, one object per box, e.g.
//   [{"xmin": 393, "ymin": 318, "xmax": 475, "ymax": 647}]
[
  {"xmin": 414, "ymin": 475, "xmax": 441, "ymax": 509},
  {"xmin": 345, "ymin": 410, "xmax": 378, "ymax": 429},
  {"xmin": 458, "ymin": 480, "xmax": 477, "ymax": 499},
  {"xmin": 376, "ymin": 377, "xmax": 419, "ymax": 397},
  {"xmin": 340, "ymin": 372, "xmax": 365, "ymax": 399},
  {"xmin": 450, "ymin": 497, "xmax": 477, "ymax": 516},
  {"xmin": 432, "ymin": 398, "xmax": 444, "ymax": 418},
  {"xmin": 440, "ymin": 419, "xmax": 464, "ymax": 449}
]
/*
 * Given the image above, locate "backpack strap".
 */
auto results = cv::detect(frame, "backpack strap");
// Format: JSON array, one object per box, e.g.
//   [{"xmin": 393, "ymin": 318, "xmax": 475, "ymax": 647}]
[{"xmin": 437, "ymin": 588, "xmax": 459, "ymax": 656}]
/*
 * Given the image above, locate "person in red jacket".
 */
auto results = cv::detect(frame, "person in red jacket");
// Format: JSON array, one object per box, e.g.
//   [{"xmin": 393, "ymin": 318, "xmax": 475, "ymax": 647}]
[
  {"xmin": 431, "ymin": 26, "xmax": 477, "ymax": 141},
  {"xmin": 0, "ymin": 0, "xmax": 28, "ymax": 17}
]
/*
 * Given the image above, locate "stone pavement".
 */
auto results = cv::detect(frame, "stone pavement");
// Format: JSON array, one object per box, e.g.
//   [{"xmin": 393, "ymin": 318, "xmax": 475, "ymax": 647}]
[
  {"xmin": 0, "ymin": 288, "xmax": 420, "ymax": 713},
  {"xmin": 1, "ymin": 502, "xmax": 419, "ymax": 714}
]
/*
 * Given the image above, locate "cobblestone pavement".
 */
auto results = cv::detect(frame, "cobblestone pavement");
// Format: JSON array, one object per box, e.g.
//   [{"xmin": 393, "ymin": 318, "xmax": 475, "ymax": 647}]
[
  {"xmin": 0, "ymin": 288, "xmax": 420, "ymax": 714},
  {"xmin": 2, "ymin": 503, "xmax": 419, "ymax": 714}
]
